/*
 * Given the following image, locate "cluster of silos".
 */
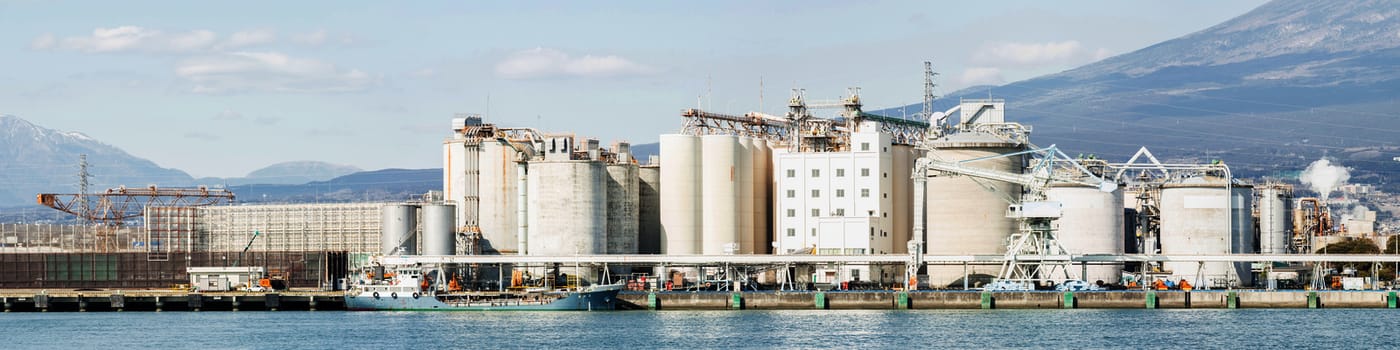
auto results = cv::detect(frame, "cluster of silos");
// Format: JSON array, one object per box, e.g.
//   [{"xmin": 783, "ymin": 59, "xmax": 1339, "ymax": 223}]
[
  {"xmin": 1157, "ymin": 177, "xmax": 1254, "ymax": 287},
  {"xmin": 659, "ymin": 134, "xmax": 771, "ymax": 255},
  {"xmin": 922, "ymin": 133, "xmax": 1025, "ymax": 287},
  {"xmin": 1047, "ymin": 183, "xmax": 1126, "ymax": 283},
  {"xmin": 379, "ymin": 203, "xmax": 457, "ymax": 256}
]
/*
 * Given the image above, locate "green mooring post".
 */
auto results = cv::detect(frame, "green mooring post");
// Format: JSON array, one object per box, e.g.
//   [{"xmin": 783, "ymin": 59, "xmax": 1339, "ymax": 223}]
[
  {"xmin": 1308, "ymin": 291, "xmax": 1319, "ymax": 309},
  {"xmin": 647, "ymin": 292, "xmax": 658, "ymax": 310},
  {"xmin": 1062, "ymin": 292, "xmax": 1075, "ymax": 309},
  {"xmin": 980, "ymin": 291, "xmax": 993, "ymax": 309},
  {"xmin": 730, "ymin": 293, "xmax": 742, "ymax": 310},
  {"xmin": 815, "ymin": 292, "xmax": 827, "ymax": 309},
  {"xmin": 1228, "ymin": 291, "xmax": 1239, "ymax": 309},
  {"xmin": 1389, "ymin": 291, "xmax": 1397, "ymax": 309},
  {"xmin": 1146, "ymin": 291, "xmax": 1157, "ymax": 309},
  {"xmin": 897, "ymin": 292, "xmax": 910, "ymax": 309}
]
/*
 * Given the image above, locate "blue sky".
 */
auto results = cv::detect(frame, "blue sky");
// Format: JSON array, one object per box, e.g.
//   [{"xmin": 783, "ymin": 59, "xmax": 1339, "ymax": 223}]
[{"xmin": 0, "ymin": 0, "xmax": 1268, "ymax": 178}]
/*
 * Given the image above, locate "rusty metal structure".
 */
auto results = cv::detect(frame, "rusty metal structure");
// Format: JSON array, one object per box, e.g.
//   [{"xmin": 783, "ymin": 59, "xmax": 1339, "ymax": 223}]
[
  {"xmin": 36, "ymin": 185, "xmax": 236, "ymax": 252},
  {"xmin": 678, "ymin": 87, "xmax": 928, "ymax": 149}
]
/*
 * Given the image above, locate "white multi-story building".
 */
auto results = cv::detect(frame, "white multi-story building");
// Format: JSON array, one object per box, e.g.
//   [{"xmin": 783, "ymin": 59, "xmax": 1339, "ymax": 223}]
[{"xmin": 774, "ymin": 125, "xmax": 896, "ymax": 284}]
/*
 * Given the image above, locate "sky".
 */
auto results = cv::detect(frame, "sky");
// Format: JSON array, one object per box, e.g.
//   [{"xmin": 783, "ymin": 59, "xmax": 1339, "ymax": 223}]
[{"xmin": 0, "ymin": 0, "xmax": 1270, "ymax": 178}]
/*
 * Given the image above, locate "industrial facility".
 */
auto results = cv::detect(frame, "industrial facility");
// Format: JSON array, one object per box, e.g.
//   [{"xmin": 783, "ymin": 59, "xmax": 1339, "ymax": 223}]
[{"xmin": 3, "ymin": 64, "xmax": 1398, "ymax": 294}]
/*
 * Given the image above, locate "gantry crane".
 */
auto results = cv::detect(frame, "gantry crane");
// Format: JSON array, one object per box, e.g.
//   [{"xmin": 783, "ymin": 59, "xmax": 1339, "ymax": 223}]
[
  {"xmin": 36, "ymin": 185, "xmax": 236, "ymax": 252},
  {"xmin": 910, "ymin": 145, "xmax": 1116, "ymax": 290}
]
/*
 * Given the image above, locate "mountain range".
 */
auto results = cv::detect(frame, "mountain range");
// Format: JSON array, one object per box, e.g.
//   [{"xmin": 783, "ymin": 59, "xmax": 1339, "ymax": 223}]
[{"xmin": 877, "ymin": 0, "xmax": 1400, "ymax": 190}]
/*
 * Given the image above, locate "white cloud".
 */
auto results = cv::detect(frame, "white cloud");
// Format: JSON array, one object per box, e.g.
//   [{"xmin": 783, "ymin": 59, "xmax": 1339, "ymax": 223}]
[
  {"xmin": 220, "ymin": 29, "xmax": 276, "ymax": 49},
  {"xmin": 175, "ymin": 51, "xmax": 374, "ymax": 93},
  {"xmin": 292, "ymin": 30, "xmax": 329, "ymax": 45},
  {"xmin": 495, "ymin": 47, "xmax": 654, "ymax": 79},
  {"xmin": 959, "ymin": 67, "xmax": 1005, "ymax": 86},
  {"xmin": 39, "ymin": 26, "xmax": 219, "ymax": 53},
  {"xmin": 970, "ymin": 40, "xmax": 1110, "ymax": 67},
  {"xmin": 291, "ymin": 29, "xmax": 356, "ymax": 46}
]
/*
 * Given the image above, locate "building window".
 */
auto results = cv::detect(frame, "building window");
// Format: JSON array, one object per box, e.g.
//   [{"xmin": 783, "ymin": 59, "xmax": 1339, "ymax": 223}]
[
  {"xmin": 786, "ymin": 189, "xmax": 795, "ymax": 198},
  {"xmin": 811, "ymin": 209, "xmax": 820, "ymax": 217},
  {"xmin": 786, "ymin": 209, "xmax": 796, "ymax": 217},
  {"xmin": 836, "ymin": 189, "xmax": 845, "ymax": 198},
  {"xmin": 883, "ymin": 172, "xmax": 888, "ymax": 178},
  {"xmin": 861, "ymin": 168, "xmax": 870, "ymax": 177},
  {"xmin": 811, "ymin": 169, "xmax": 820, "ymax": 177},
  {"xmin": 861, "ymin": 142, "xmax": 870, "ymax": 151},
  {"xmin": 811, "ymin": 228, "xmax": 816, "ymax": 237},
  {"xmin": 835, "ymin": 208, "xmax": 845, "ymax": 216},
  {"xmin": 883, "ymin": 212, "xmax": 888, "ymax": 218},
  {"xmin": 869, "ymin": 227, "xmax": 874, "ymax": 238},
  {"xmin": 883, "ymin": 147, "xmax": 888, "ymax": 152},
  {"xmin": 786, "ymin": 228, "xmax": 796, "ymax": 237},
  {"xmin": 836, "ymin": 168, "xmax": 845, "ymax": 177},
  {"xmin": 786, "ymin": 169, "xmax": 795, "ymax": 178},
  {"xmin": 811, "ymin": 189, "xmax": 820, "ymax": 198},
  {"xmin": 861, "ymin": 188, "xmax": 870, "ymax": 198}
]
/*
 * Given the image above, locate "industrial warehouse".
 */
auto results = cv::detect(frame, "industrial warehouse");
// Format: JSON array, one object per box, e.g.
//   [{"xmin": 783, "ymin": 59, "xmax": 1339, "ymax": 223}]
[{"xmin": 1, "ymin": 67, "xmax": 1396, "ymax": 311}]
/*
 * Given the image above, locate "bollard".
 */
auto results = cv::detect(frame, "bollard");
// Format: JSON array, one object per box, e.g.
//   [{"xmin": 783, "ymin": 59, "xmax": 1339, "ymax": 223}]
[
  {"xmin": 1062, "ymin": 292, "xmax": 1075, "ymax": 309},
  {"xmin": 1227, "ymin": 291, "xmax": 1238, "ymax": 309},
  {"xmin": 815, "ymin": 292, "xmax": 828, "ymax": 309},
  {"xmin": 1146, "ymin": 291, "xmax": 1157, "ymax": 309},
  {"xmin": 897, "ymin": 292, "xmax": 910, "ymax": 309},
  {"xmin": 980, "ymin": 291, "xmax": 993, "ymax": 310},
  {"xmin": 647, "ymin": 292, "xmax": 658, "ymax": 310},
  {"xmin": 1308, "ymin": 291, "xmax": 1319, "ymax": 309},
  {"xmin": 1389, "ymin": 291, "xmax": 1397, "ymax": 309},
  {"xmin": 730, "ymin": 293, "xmax": 743, "ymax": 310}
]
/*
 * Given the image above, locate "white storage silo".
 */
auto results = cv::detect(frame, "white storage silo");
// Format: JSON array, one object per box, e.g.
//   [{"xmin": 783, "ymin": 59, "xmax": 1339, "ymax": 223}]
[
  {"xmin": 923, "ymin": 134, "xmax": 1024, "ymax": 288},
  {"xmin": 479, "ymin": 140, "xmax": 523, "ymax": 254},
  {"xmin": 1047, "ymin": 183, "xmax": 1125, "ymax": 283},
  {"xmin": 380, "ymin": 204, "xmax": 418, "ymax": 255},
  {"xmin": 737, "ymin": 137, "xmax": 756, "ymax": 254},
  {"xmin": 751, "ymin": 138, "xmax": 772, "ymax": 254},
  {"xmin": 606, "ymin": 163, "xmax": 640, "ymax": 254},
  {"xmin": 1257, "ymin": 185, "xmax": 1293, "ymax": 254},
  {"xmin": 659, "ymin": 134, "xmax": 702, "ymax": 254},
  {"xmin": 526, "ymin": 160, "xmax": 607, "ymax": 256},
  {"xmin": 1158, "ymin": 178, "xmax": 1234, "ymax": 288},
  {"xmin": 421, "ymin": 203, "xmax": 457, "ymax": 255},
  {"xmin": 702, "ymin": 135, "xmax": 743, "ymax": 255}
]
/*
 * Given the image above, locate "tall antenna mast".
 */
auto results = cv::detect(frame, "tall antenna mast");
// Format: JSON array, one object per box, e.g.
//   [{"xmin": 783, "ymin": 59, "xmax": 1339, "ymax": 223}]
[
  {"xmin": 77, "ymin": 154, "xmax": 90, "ymax": 226},
  {"xmin": 922, "ymin": 61, "xmax": 937, "ymax": 120}
]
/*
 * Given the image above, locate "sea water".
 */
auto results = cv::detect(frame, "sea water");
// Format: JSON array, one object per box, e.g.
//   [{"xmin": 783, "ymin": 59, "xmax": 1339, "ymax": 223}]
[{"xmin": 3, "ymin": 309, "xmax": 1397, "ymax": 349}]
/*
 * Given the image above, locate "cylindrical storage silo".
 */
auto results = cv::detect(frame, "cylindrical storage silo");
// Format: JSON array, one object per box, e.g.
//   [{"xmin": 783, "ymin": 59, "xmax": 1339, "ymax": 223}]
[
  {"xmin": 1231, "ymin": 185, "xmax": 1255, "ymax": 286},
  {"xmin": 737, "ymin": 137, "xmax": 755, "ymax": 254},
  {"xmin": 923, "ymin": 135, "xmax": 1024, "ymax": 288},
  {"xmin": 1258, "ymin": 186, "xmax": 1292, "ymax": 254},
  {"xmin": 1047, "ymin": 183, "xmax": 1125, "ymax": 283},
  {"xmin": 527, "ymin": 160, "xmax": 607, "ymax": 282},
  {"xmin": 606, "ymin": 163, "xmax": 640, "ymax": 254},
  {"xmin": 1159, "ymin": 178, "xmax": 1234, "ymax": 288},
  {"xmin": 660, "ymin": 134, "xmax": 702, "ymax": 255},
  {"xmin": 702, "ymin": 135, "xmax": 743, "ymax": 255},
  {"xmin": 890, "ymin": 144, "xmax": 916, "ymax": 253},
  {"xmin": 638, "ymin": 166, "xmax": 662, "ymax": 254},
  {"xmin": 380, "ymin": 204, "xmax": 418, "ymax": 255},
  {"xmin": 478, "ymin": 140, "xmax": 522, "ymax": 254},
  {"xmin": 422, "ymin": 204, "xmax": 457, "ymax": 255},
  {"xmin": 751, "ymin": 138, "xmax": 771, "ymax": 254}
]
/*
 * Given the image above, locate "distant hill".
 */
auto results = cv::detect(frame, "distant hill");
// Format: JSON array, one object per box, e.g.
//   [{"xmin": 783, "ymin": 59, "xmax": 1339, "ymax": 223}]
[
  {"xmin": 0, "ymin": 115, "xmax": 195, "ymax": 207},
  {"xmin": 194, "ymin": 161, "xmax": 362, "ymax": 186},
  {"xmin": 880, "ymin": 0, "xmax": 1400, "ymax": 189},
  {"xmin": 227, "ymin": 168, "xmax": 440, "ymax": 204}
]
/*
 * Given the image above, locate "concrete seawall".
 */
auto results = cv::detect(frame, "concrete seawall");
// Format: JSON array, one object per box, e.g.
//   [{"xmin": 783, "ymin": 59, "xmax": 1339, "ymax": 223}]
[{"xmin": 619, "ymin": 290, "xmax": 1400, "ymax": 310}]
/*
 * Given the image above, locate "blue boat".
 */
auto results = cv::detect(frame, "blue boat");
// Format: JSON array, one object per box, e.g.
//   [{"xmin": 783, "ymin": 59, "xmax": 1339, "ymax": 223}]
[{"xmin": 345, "ymin": 265, "xmax": 622, "ymax": 311}]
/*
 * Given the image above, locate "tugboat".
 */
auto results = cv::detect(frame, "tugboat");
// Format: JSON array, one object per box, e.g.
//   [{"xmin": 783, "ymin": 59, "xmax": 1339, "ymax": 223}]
[{"xmin": 345, "ymin": 264, "xmax": 623, "ymax": 311}]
